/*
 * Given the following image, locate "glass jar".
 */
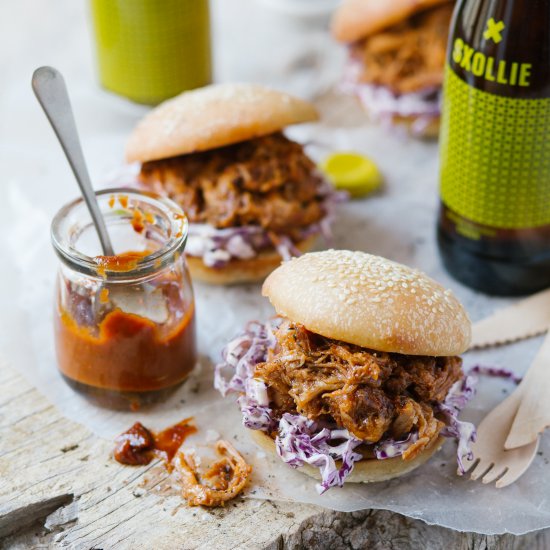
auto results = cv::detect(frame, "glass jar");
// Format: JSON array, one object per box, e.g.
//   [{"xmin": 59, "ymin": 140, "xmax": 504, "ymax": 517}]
[{"xmin": 51, "ymin": 189, "xmax": 197, "ymax": 410}]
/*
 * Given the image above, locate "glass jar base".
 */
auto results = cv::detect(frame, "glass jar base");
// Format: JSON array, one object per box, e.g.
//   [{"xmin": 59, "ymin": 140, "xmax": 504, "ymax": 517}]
[
  {"xmin": 61, "ymin": 375, "xmax": 187, "ymax": 411},
  {"xmin": 437, "ymin": 228, "xmax": 550, "ymax": 296}
]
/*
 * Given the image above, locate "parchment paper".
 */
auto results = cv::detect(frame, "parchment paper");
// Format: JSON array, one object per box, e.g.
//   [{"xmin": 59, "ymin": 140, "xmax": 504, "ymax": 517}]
[{"xmin": 1, "ymin": 95, "xmax": 548, "ymax": 536}]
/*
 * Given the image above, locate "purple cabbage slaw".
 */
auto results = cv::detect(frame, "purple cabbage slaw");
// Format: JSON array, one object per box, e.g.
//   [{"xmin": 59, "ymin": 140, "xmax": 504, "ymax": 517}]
[
  {"xmin": 435, "ymin": 375, "xmax": 478, "ymax": 474},
  {"xmin": 186, "ymin": 224, "xmax": 272, "ymax": 268},
  {"xmin": 276, "ymin": 414, "xmax": 363, "ymax": 493},
  {"xmin": 215, "ymin": 321, "xmax": 479, "ymax": 493},
  {"xmin": 374, "ymin": 431, "xmax": 419, "ymax": 460},
  {"xmin": 340, "ymin": 58, "xmax": 441, "ymax": 136},
  {"xmin": 470, "ymin": 365, "xmax": 522, "ymax": 385}
]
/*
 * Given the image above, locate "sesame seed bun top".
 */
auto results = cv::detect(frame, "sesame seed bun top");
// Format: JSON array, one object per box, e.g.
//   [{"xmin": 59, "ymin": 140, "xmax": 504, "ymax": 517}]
[
  {"xmin": 331, "ymin": 0, "xmax": 453, "ymax": 44},
  {"xmin": 262, "ymin": 250, "xmax": 471, "ymax": 356},
  {"xmin": 125, "ymin": 83, "xmax": 319, "ymax": 163}
]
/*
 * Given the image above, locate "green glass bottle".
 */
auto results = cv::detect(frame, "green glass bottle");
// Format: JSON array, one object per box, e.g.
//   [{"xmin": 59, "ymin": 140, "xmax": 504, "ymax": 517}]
[
  {"xmin": 437, "ymin": 0, "xmax": 550, "ymax": 295},
  {"xmin": 90, "ymin": 0, "xmax": 212, "ymax": 105}
]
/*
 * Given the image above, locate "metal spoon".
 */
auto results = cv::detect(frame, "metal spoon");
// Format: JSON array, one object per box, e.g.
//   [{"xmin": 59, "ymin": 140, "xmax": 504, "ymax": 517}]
[{"xmin": 32, "ymin": 66, "xmax": 114, "ymax": 256}]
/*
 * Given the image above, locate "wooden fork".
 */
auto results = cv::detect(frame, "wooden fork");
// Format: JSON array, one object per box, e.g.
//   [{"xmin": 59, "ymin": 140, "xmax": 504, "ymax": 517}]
[
  {"xmin": 505, "ymin": 332, "xmax": 550, "ymax": 450},
  {"xmin": 463, "ymin": 384, "xmax": 540, "ymax": 488}
]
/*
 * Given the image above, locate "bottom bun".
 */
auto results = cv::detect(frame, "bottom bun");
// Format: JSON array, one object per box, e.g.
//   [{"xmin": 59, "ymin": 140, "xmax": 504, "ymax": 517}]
[
  {"xmin": 186, "ymin": 235, "xmax": 316, "ymax": 285},
  {"xmin": 251, "ymin": 429, "xmax": 445, "ymax": 484}
]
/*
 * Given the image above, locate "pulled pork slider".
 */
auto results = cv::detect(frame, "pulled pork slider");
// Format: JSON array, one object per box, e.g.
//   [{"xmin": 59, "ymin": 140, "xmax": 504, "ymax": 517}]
[
  {"xmin": 126, "ymin": 83, "xmax": 339, "ymax": 285},
  {"xmin": 216, "ymin": 250, "xmax": 476, "ymax": 492},
  {"xmin": 332, "ymin": 0, "xmax": 455, "ymax": 137}
]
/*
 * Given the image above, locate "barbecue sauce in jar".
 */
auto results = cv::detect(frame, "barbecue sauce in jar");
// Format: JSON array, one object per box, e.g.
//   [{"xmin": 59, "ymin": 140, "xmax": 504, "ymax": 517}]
[
  {"xmin": 437, "ymin": 0, "xmax": 550, "ymax": 295},
  {"xmin": 51, "ymin": 190, "xmax": 197, "ymax": 410}
]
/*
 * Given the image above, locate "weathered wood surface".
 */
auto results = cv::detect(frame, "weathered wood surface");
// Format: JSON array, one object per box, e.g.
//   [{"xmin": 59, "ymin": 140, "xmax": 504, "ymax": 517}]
[{"xmin": 1, "ymin": 362, "xmax": 549, "ymax": 549}]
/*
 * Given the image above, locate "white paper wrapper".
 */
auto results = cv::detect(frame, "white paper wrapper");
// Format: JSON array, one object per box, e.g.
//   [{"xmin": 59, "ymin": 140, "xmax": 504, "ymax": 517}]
[{"xmin": 0, "ymin": 100, "xmax": 548, "ymax": 536}]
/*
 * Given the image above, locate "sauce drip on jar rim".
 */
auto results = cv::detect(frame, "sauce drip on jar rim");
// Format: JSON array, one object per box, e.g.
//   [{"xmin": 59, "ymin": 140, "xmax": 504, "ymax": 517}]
[{"xmin": 93, "ymin": 250, "xmax": 152, "ymax": 277}]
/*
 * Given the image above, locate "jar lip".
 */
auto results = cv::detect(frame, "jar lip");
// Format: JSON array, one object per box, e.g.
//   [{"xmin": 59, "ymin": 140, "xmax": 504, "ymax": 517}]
[{"xmin": 51, "ymin": 188, "xmax": 188, "ymax": 279}]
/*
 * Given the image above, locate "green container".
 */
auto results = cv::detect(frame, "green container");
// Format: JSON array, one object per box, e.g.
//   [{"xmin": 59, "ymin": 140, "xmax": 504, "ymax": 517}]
[{"xmin": 90, "ymin": 0, "xmax": 212, "ymax": 105}]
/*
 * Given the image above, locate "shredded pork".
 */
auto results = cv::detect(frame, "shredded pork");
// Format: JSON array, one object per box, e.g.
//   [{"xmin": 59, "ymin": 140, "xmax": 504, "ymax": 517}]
[
  {"xmin": 255, "ymin": 321, "xmax": 462, "ymax": 459},
  {"xmin": 139, "ymin": 133, "xmax": 328, "ymax": 241},
  {"xmin": 351, "ymin": 4, "xmax": 454, "ymax": 94},
  {"xmin": 174, "ymin": 440, "xmax": 252, "ymax": 507}
]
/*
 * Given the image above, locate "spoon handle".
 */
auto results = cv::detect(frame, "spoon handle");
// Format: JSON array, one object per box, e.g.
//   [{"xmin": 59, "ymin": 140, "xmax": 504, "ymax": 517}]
[{"xmin": 32, "ymin": 66, "xmax": 114, "ymax": 256}]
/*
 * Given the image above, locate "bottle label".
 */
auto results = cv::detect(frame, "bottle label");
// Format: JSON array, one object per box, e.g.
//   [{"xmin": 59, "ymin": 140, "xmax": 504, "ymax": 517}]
[
  {"xmin": 440, "ymin": 66, "xmax": 550, "ymax": 230},
  {"xmin": 451, "ymin": 34, "xmax": 533, "ymax": 89}
]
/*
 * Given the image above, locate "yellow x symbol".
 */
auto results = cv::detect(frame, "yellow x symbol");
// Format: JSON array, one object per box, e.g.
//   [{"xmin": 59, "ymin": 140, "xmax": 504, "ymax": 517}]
[{"xmin": 484, "ymin": 18, "xmax": 505, "ymax": 43}]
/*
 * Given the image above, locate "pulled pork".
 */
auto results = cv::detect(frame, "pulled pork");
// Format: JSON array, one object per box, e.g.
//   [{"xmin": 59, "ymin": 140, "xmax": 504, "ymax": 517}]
[
  {"xmin": 174, "ymin": 440, "xmax": 252, "ymax": 507},
  {"xmin": 139, "ymin": 133, "xmax": 327, "ymax": 240},
  {"xmin": 350, "ymin": 3, "xmax": 454, "ymax": 94},
  {"xmin": 255, "ymin": 321, "xmax": 462, "ymax": 458}
]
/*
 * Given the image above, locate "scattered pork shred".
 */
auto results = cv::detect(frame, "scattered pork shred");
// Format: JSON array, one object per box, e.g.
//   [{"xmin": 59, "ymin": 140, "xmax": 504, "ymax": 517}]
[
  {"xmin": 113, "ymin": 420, "xmax": 251, "ymax": 507},
  {"xmin": 174, "ymin": 440, "xmax": 252, "ymax": 507}
]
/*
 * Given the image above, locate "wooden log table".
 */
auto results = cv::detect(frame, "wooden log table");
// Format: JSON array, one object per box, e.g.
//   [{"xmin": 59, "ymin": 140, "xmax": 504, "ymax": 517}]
[{"xmin": 1, "ymin": 361, "xmax": 549, "ymax": 549}]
